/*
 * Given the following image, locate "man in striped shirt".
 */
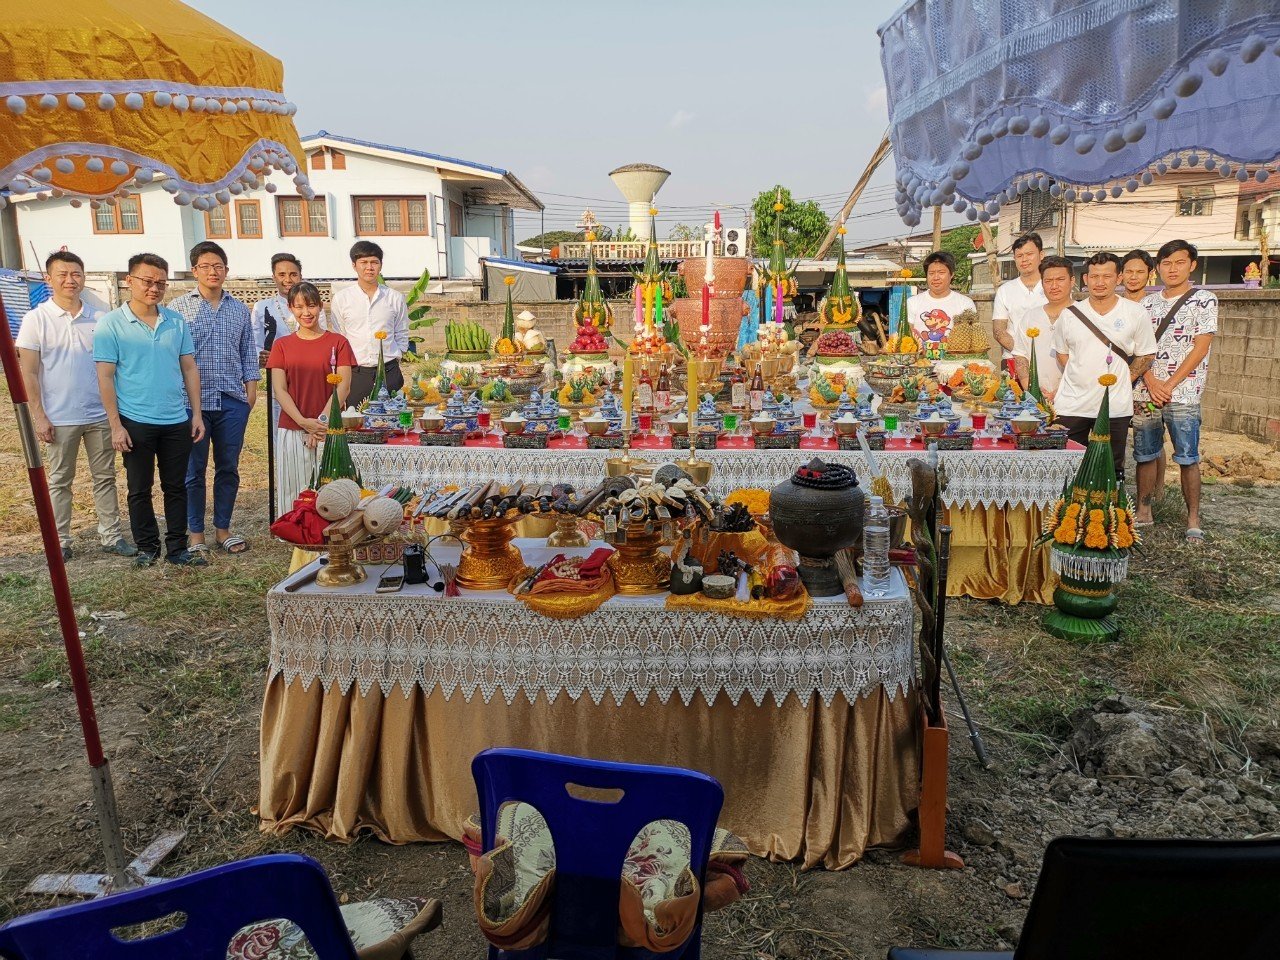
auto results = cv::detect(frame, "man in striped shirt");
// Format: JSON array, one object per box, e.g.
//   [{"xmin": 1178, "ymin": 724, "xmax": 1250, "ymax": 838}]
[{"xmin": 170, "ymin": 241, "xmax": 259, "ymax": 556}]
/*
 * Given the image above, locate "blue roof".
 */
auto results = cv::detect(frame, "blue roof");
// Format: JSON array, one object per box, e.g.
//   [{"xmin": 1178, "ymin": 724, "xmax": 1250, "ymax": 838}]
[
  {"xmin": 303, "ymin": 130, "xmax": 509, "ymax": 177},
  {"xmin": 481, "ymin": 257, "xmax": 557, "ymax": 274}
]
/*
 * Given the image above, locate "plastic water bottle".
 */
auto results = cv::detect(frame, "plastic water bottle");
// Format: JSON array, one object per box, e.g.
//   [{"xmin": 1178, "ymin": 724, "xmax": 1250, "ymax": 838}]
[{"xmin": 863, "ymin": 496, "xmax": 892, "ymax": 599}]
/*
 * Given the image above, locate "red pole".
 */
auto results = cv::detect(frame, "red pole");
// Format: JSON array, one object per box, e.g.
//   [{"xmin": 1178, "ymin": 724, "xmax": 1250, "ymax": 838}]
[{"xmin": 0, "ymin": 298, "xmax": 133, "ymax": 887}]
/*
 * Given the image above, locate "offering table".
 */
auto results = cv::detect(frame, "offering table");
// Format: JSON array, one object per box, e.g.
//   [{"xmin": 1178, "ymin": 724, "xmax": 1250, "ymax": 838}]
[
  {"xmin": 259, "ymin": 540, "xmax": 917, "ymax": 869},
  {"xmin": 352, "ymin": 438, "xmax": 1083, "ymax": 604}
]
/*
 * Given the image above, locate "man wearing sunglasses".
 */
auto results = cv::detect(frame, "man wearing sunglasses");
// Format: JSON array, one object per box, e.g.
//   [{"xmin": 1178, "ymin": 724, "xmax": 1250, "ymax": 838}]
[
  {"xmin": 94, "ymin": 253, "xmax": 206, "ymax": 567},
  {"xmin": 170, "ymin": 241, "xmax": 259, "ymax": 557}
]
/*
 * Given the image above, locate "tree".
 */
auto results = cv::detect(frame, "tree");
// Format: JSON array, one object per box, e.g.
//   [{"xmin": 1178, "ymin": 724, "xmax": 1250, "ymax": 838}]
[
  {"xmin": 750, "ymin": 186, "xmax": 830, "ymax": 260},
  {"xmin": 908, "ymin": 225, "xmax": 983, "ymax": 292},
  {"xmin": 668, "ymin": 223, "xmax": 699, "ymax": 241},
  {"xmin": 520, "ymin": 230, "xmax": 579, "ymax": 249}
]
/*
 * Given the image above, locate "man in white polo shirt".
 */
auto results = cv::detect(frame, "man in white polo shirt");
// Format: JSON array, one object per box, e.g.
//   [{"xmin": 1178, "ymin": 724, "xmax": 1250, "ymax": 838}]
[
  {"xmin": 16, "ymin": 251, "xmax": 134, "ymax": 561},
  {"xmin": 1051, "ymin": 252, "xmax": 1157, "ymax": 481},
  {"xmin": 328, "ymin": 241, "xmax": 408, "ymax": 405},
  {"xmin": 992, "ymin": 232, "xmax": 1047, "ymax": 376}
]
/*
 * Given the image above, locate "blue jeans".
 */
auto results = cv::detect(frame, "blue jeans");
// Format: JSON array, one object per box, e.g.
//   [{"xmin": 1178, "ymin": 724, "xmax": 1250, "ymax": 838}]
[
  {"xmin": 186, "ymin": 394, "xmax": 251, "ymax": 534},
  {"xmin": 1132, "ymin": 403, "xmax": 1202, "ymax": 466}
]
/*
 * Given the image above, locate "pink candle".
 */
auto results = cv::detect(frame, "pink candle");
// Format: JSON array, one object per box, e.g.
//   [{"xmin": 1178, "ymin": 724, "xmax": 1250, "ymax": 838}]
[
  {"xmin": 634, "ymin": 284, "xmax": 642, "ymax": 329},
  {"xmin": 775, "ymin": 279, "xmax": 784, "ymax": 328}
]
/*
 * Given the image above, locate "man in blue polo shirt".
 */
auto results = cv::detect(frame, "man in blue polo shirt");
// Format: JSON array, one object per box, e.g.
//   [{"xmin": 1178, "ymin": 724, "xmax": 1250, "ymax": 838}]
[{"xmin": 94, "ymin": 253, "xmax": 207, "ymax": 567}]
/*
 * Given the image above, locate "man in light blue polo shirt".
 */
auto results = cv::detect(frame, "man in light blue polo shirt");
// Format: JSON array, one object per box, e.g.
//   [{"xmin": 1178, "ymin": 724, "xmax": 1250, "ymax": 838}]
[{"xmin": 94, "ymin": 253, "xmax": 207, "ymax": 568}]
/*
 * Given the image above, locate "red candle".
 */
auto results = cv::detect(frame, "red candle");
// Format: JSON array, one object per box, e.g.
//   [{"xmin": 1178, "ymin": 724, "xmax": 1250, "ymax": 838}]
[{"xmin": 701, "ymin": 283, "xmax": 710, "ymax": 329}]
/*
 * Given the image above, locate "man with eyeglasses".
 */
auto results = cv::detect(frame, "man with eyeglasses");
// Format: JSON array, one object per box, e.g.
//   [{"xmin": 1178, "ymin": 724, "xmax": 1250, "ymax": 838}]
[
  {"xmin": 94, "ymin": 253, "xmax": 206, "ymax": 567},
  {"xmin": 169, "ymin": 241, "xmax": 259, "ymax": 557},
  {"xmin": 17, "ymin": 250, "xmax": 135, "ymax": 561}
]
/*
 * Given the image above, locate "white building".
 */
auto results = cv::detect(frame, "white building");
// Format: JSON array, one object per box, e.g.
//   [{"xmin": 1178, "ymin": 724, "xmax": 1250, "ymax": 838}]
[{"xmin": 9, "ymin": 131, "xmax": 543, "ymax": 282}]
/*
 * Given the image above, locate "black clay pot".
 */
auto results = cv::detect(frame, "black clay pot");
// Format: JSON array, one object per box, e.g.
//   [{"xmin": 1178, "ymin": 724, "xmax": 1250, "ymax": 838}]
[{"xmin": 769, "ymin": 458, "xmax": 865, "ymax": 597}]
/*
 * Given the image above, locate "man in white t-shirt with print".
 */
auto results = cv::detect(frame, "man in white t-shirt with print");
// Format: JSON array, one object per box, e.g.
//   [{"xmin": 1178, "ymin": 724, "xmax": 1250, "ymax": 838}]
[
  {"xmin": 992, "ymin": 232, "xmax": 1047, "ymax": 375},
  {"xmin": 906, "ymin": 251, "xmax": 975, "ymax": 352},
  {"xmin": 1012, "ymin": 254, "xmax": 1076, "ymax": 400},
  {"xmin": 1051, "ymin": 252, "xmax": 1157, "ymax": 481},
  {"xmin": 1132, "ymin": 239, "xmax": 1216, "ymax": 544}
]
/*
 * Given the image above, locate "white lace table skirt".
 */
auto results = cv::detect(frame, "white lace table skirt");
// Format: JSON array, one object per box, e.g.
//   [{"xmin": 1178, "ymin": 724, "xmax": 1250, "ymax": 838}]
[{"xmin": 352, "ymin": 444, "xmax": 1082, "ymax": 509}]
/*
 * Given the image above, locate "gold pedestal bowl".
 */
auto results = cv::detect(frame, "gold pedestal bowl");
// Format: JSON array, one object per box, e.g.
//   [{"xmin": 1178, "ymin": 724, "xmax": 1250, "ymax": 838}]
[
  {"xmin": 546, "ymin": 513, "xmax": 589, "ymax": 548},
  {"xmin": 607, "ymin": 521, "xmax": 672, "ymax": 595},
  {"xmin": 456, "ymin": 515, "xmax": 525, "ymax": 590},
  {"xmin": 317, "ymin": 540, "xmax": 367, "ymax": 587}
]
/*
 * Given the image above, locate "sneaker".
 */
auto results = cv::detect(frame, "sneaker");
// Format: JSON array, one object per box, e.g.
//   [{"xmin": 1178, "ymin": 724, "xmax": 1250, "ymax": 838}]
[
  {"xmin": 167, "ymin": 549, "xmax": 209, "ymax": 567},
  {"xmin": 134, "ymin": 551, "xmax": 158, "ymax": 568},
  {"xmin": 61, "ymin": 545, "xmax": 73, "ymax": 561},
  {"xmin": 102, "ymin": 538, "xmax": 139, "ymax": 558}
]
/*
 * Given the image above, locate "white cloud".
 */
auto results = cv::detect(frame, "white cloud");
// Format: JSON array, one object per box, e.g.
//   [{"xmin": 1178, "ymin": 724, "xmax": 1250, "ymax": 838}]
[
  {"xmin": 864, "ymin": 84, "xmax": 888, "ymax": 117},
  {"xmin": 668, "ymin": 109, "xmax": 696, "ymax": 129}
]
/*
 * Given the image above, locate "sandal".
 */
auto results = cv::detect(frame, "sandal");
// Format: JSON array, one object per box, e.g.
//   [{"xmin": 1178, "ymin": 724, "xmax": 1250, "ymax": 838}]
[
  {"xmin": 188, "ymin": 541, "xmax": 210, "ymax": 554},
  {"xmin": 217, "ymin": 535, "xmax": 249, "ymax": 554},
  {"xmin": 1184, "ymin": 528, "xmax": 1205, "ymax": 546}
]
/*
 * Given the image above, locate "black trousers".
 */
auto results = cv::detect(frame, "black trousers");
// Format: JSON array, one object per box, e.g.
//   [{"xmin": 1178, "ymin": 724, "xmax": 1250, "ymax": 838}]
[
  {"xmin": 348, "ymin": 359, "xmax": 404, "ymax": 407},
  {"xmin": 1058, "ymin": 414, "xmax": 1132, "ymax": 482},
  {"xmin": 120, "ymin": 416, "xmax": 194, "ymax": 560}
]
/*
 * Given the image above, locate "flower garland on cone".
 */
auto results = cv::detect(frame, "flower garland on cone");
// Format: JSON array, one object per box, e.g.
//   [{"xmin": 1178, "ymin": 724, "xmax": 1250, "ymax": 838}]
[{"xmin": 1037, "ymin": 373, "xmax": 1140, "ymax": 582}]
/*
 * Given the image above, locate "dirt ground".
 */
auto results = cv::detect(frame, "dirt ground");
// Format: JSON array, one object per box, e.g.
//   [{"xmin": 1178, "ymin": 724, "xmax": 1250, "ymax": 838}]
[{"xmin": 1, "ymin": 404, "xmax": 1277, "ymax": 957}]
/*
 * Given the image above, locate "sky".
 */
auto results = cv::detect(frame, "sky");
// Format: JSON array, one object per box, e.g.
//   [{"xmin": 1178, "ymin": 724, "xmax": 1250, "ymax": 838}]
[{"xmin": 186, "ymin": 0, "xmax": 911, "ymax": 249}]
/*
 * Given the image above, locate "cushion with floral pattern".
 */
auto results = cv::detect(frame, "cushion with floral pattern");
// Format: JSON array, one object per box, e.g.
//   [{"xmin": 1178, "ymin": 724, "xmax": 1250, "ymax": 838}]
[{"xmin": 226, "ymin": 895, "xmax": 440, "ymax": 960}]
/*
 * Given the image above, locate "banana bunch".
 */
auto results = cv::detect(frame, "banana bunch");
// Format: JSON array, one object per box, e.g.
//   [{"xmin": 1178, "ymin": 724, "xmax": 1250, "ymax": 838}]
[{"xmin": 445, "ymin": 321, "xmax": 491, "ymax": 354}]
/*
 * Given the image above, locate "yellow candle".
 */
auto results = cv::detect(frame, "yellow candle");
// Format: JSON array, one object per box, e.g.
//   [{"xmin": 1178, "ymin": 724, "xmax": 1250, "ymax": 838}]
[
  {"xmin": 686, "ymin": 353, "xmax": 698, "ymax": 427},
  {"xmin": 621, "ymin": 356, "xmax": 634, "ymax": 431}
]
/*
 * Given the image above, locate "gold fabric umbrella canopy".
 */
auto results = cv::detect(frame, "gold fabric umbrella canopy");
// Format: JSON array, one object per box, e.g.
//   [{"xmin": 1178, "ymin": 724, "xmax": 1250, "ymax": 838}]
[{"xmin": 0, "ymin": 0, "xmax": 310, "ymax": 205}]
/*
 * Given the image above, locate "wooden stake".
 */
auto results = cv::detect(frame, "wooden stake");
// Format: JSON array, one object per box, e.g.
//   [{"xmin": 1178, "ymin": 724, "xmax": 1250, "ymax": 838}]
[{"xmin": 813, "ymin": 134, "xmax": 893, "ymax": 259}]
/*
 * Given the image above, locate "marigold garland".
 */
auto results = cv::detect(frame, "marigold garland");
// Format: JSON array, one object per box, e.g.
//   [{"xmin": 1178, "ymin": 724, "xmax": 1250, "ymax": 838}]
[{"xmin": 1084, "ymin": 508, "xmax": 1109, "ymax": 549}]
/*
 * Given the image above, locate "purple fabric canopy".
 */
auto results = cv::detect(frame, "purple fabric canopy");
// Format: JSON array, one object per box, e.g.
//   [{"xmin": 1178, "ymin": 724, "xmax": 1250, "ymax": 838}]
[{"xmin": 879, "ymin": 0, "xmax": 1280, "ymax": 226}]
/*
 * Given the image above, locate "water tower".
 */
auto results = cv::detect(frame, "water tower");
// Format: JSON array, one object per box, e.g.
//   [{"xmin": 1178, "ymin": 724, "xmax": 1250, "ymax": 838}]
[{"xmin": 609, "ymin": 163, "xmax": 670, "ymax": 239}]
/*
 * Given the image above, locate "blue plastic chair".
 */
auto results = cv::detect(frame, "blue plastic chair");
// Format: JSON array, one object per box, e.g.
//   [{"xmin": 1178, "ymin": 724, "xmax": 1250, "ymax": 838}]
[
  {"xmin": 472, "ymin": 748, "xmax": 725, "ymax": 960},
  {"xmin": 0, "ymin": 853, "xmax": 359, "ymax": 960}
]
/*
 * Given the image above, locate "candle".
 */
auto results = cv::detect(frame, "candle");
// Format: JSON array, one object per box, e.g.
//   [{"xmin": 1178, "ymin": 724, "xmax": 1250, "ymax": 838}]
[
  {"xmin": 634, "ymin": 283, "xmax": 642, "ymax": 330},
  {"xmin": 775, "ymin": 278, "xmax": 784, "ymax": 329},
  {"xmin": 622, "ymin": 356, "xmax": 634, "ymax": 432},
  {"xmin": 686, "ymin": 351, "xmax": 698, "ymax": 429},
  {"xmin": 701, "ymin": 283, "xmax": 710, "ymax": 331},
  {"xmin": 329, "ymin": 346, "xmax": 337, "ymax": 373}
]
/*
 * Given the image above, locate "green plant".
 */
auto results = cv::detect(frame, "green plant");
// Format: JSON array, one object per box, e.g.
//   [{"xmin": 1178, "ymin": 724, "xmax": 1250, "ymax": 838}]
[
  {"xmin": 750, "ymin": 186, "xmax": 830, "ymax": 261},
  {"xmin": 405, "ymin": 268, "xmax": 436, "ymax": 346}
]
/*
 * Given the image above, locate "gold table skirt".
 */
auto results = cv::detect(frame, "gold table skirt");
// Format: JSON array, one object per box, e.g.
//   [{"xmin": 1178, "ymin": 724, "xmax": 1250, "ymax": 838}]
[
  {"xmin": 259, "ymin": 679, "xmax": 920, "ymax": 870},
  {"xmin": 945, "ymin": 503, "xmax": 1054, "ymax": 605}
]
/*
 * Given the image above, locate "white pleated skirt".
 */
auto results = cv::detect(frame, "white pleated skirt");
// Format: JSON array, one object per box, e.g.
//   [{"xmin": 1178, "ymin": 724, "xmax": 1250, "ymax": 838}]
[{"xmin": 275, "ymin": 427, "xmax": 319, "ymax": 516}]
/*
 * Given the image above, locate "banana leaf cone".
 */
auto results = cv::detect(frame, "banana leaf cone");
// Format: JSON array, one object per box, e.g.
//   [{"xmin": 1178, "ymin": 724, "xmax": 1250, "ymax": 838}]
[
  {"xmin": 313, "ymin": 377, "xmax": 362, "ymax": 489},
  {"xmin": 818, "ymin": 224, "xmax": 859, "ymax": 326},
  {"xmin": 502, "ymin": 279, "xmax": 516, "ymax": 343},
  {"xmin": 575, "ymin": 232, "xmax": 615, "ymax": 330},
  {"xmin": 369, "ymin": 337, "xmax": 387, "ymax": 401},
  {"xmin": 1045, "ymin": 375, "xmax": 1130, "ymax": 583},
  {"xmin": 896, "ymin": 284, "xmax": 913, "ymax": 343}
]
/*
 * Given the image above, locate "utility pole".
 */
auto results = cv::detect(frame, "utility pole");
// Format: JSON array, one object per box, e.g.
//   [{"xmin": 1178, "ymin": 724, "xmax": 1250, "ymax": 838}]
[
  {"xmin": 978, "ymin": 220, "xmax": 999, "ymax": 289},
  {"xmin": 1056, "ymin": 197, "xmax": 1067, "ymax": 256},
  {"xmin": 932, "ymin": 206, "xmax": 943, "ymax": 252},
  {"xmin": 813, "ymin": 134, "xmax": 893, "ymax": 259}
]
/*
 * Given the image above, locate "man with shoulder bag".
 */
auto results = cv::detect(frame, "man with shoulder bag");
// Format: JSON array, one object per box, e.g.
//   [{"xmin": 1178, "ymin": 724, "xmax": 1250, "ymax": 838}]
[
  {"xmin": 1132, "ymin": 240, "xmax": 1216, "ymax": 545},
  {"xmin": 1050, "ymin": 252, "xmax": 1157, "ymax": 482}
]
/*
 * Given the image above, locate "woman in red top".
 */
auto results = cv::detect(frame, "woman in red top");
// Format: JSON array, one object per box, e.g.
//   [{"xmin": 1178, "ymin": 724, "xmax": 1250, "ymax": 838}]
[{"xmin": 266, "ymin": 282, "xmax": 357, "ymax": 513}]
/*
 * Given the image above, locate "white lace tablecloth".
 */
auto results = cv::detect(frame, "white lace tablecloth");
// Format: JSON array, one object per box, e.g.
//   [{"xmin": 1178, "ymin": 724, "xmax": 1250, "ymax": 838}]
[
  {"xmin": 352, "ymin": 443, "xmax": 1082, "ymax": 509},
  {"xmin": 267, "ymin": 540, "xmax": 915, "ymax": 708}
]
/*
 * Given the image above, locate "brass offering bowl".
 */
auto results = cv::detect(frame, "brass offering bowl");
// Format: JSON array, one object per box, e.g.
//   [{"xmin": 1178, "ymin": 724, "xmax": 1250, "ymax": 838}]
[
  {"xmin": 582, "ymin": 417, "xmax": 610, "ymax": 437},
  {"xmin": 499, "ymin": 417, "xmax": 526, "ymax": 435},
  {"xmin": 750, "ymin": 416, "xmax": 778, "ymax": 436},
  {"xmin": 456, "ymin": 514, "xmax": 525, "ymax": 590},
  {"xmin": 606, "ymin": 520, "xmax": 671, "ymax": 595},
  {"xmin": 920, "ymin": 417, "xmax": 948, "ymax": 438},
  {"xmin": 833, "ymin": 416, "xmax": 860, "ymax": 437}
]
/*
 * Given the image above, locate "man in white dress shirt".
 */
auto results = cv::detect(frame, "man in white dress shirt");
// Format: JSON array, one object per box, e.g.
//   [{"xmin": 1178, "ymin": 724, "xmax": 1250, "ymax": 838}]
[
  {"xmin": 992, "ymin": 232, "xmax": 1047, "ymax": 376},
  {"xmin": 328, "ymin": 241, "xmax": 408, "ymax": 405},
  {"xmin": 1051, "ymin": 252, "xmax": 1157, "ymax": 481},
  {"xmin": 16, "ymin": 251, "xmax": 135, "ymax": 560}
]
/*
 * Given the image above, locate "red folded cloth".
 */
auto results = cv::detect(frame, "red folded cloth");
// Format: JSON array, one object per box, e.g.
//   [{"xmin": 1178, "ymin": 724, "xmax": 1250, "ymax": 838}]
[
  {"xmin": 270, "ymin": 490, "xmax": 327, "ymax": 546},
  {"xmin": 527, "ymin": 548, "xmax": 615, "ymax": 595}
]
